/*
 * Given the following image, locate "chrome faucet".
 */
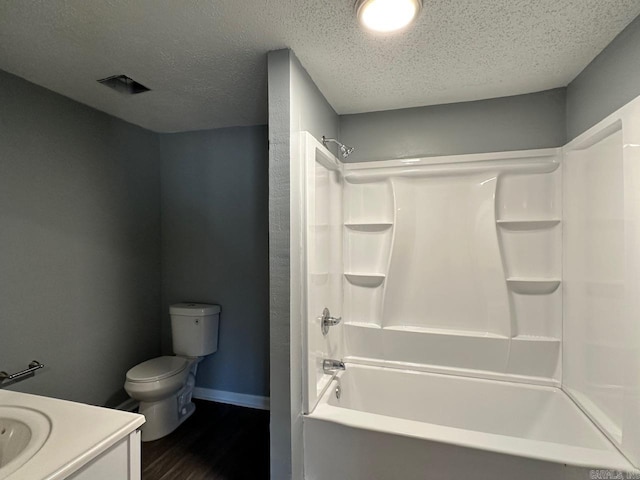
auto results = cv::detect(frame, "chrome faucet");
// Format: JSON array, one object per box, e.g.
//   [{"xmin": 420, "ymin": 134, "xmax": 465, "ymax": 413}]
[
  {"xmin": 323, "ymin": 359, "xmax": 345, "ymax": 375},
  {"xmin": 320, "ymin": 307, "xmax": 342, "ymax": 336}
]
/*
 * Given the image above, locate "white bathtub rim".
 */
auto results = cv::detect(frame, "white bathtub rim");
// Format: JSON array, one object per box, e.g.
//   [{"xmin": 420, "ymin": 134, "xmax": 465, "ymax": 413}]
[
  {"xmin": 309, "ymin": 394, "xmax": 634, "ymax": 472},
  {"xmin": 308, "ymin": 371, "xmax": 635, "ymax": 472}
]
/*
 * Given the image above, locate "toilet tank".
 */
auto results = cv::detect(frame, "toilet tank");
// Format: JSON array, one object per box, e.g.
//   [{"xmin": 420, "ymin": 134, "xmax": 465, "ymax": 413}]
[{"xmin": 170, "ymin": 303, "xmax": 220, "ymax": 356}]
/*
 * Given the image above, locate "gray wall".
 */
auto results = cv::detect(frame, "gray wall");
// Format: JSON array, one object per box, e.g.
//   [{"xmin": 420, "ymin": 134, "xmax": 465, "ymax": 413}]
[
  {"xmin": 340, "ymin": 14, "xmax": 640, "ymax": 155},
  {"xmin": 268, "ymin": 49, "xmax": 339, "ymax": 480},
  {"xmin": 0, "ymin": 69, "xmax": 161, "ymax": 407},
  {"xmin": 567, "ymin": 14, "xmax": 640, "ymax": 140},
  {"xmin": 289, "ymin": 53, "xmax": 341, "ymax": 152},
  {"xmin": 340, "ymin": 88, "xmax": 567, "ymax": 162},
  {"xmin": 268, "ymin": 48, "xmax": 294, "ymax": 480},
  {"xmin": 0, "ymin": 68, "xmax": 271, "ymax": 408},
  {"xmin": 158, "ymin": 126, "xmax": 269, "ymax": 397}
]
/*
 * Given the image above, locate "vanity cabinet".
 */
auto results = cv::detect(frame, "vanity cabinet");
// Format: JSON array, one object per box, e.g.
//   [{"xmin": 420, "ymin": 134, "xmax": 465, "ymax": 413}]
[{"xmin": 66, "ymin": 431, "xmax": 141, "ymax": 480}]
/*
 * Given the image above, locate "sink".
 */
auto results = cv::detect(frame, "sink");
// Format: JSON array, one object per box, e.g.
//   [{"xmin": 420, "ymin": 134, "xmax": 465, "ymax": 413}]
[{"xmin": 0, "ymin": 406, "xmax": 51, "ymax": 479}]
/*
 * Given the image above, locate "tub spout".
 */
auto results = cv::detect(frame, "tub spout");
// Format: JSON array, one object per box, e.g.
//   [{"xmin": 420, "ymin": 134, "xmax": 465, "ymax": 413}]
[{"xmin": 323, "ymin": 359, "xmax": 345, "ymax": 374}]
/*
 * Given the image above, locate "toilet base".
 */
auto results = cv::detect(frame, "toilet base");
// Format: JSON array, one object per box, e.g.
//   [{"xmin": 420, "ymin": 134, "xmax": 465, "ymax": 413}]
[
  {"xmin": 139, "ymin": 396, "xmax": 196, "ymax": 442},
  {"xmin": 137, "ymin": 373, "xmax": 197, "ymax": 442}
]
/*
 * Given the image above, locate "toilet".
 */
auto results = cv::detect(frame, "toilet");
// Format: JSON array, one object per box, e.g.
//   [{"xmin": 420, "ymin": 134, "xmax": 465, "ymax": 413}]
[{"xmin": 124, "ymin": 303, "xmax": 220, "ymax": 442}]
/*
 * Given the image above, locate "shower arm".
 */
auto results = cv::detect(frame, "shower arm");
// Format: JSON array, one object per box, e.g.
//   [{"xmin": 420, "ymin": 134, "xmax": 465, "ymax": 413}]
[
  {"xmin": 322, "ymin": 136, "xmax": 340, "ymax": 147},
  {"xmin": 322, "ymin": 136, "xmax": 355, "ymax": 158}
]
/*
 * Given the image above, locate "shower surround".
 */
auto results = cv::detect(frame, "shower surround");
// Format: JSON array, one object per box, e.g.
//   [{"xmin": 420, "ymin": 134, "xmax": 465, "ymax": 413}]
[
  {"xmin": 341, "ymin": 152, "xmax": 561, "ymax": 382},
  {"xmin": 294, "ymin": 95, "xmax": 640, "ymax": 479}
]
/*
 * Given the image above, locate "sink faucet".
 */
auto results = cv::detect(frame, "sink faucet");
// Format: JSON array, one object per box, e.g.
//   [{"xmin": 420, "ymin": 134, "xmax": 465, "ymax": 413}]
[{"xmin": 323, "ymin": 359, "xmax": 345, "ymax": 374}]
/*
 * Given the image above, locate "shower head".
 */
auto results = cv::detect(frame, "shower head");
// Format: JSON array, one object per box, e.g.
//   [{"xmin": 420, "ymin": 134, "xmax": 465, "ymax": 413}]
[
  {"xmin": 341, "ymin": 144, "xmax": 355, "ymax": 158},
  {"xmin": 322, "ymin": 136, "xmax": 355, "ymax": 159}
]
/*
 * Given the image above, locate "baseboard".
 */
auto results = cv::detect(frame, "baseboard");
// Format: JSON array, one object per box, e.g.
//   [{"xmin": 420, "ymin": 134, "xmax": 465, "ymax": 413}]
[{"xmin": 193, "ymin": 387, "xmax": 270, "ymax": 410}]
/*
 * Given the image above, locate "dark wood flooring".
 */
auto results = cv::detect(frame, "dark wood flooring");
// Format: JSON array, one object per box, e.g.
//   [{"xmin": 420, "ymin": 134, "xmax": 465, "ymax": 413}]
[{"xmin": 142, "ymin": 400, "xmax": 270, "ymax": 480}]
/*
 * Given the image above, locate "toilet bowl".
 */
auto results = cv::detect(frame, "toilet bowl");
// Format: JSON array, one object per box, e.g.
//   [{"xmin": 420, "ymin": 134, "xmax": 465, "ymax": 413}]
[
  {"xmin": 124, "ymin": 303, "xmax": 220, "ymax": 442},
  {"xmin": 126, "ymin": 356, "xmax": 192, "ymax": 401},
  {"xmin": 125, "ymin": 356, "xmax": 197, "ymax": 441}
]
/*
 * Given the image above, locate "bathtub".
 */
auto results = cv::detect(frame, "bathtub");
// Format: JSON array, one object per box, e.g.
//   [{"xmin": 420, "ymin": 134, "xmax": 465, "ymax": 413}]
[{"xmin": 303, "ymin": 364, "xmax": 635, "ymax": 480}]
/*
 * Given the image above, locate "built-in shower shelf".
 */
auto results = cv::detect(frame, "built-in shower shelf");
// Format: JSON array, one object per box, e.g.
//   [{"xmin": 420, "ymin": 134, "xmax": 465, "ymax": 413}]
[
  {"xmin": 344, "ymin": 273, "xmax": 386, "ymax": 287},
  {"xmin": 384, "ymin": 325, "xmax": 508, "ymax": 339},
  {"xmin": 496, "ymin": 219, "xmax": 561, "ymax": 230},
  {"xmin": 344, "ymin": 321, "xmax": 382, "ymax": 329},
  {"xmin": 344, "ymin": 222, "xmax": 393, "ymax": 232},
  {"xmin": 512, "ymin": 335, "xmax": 561, "ymax": 343},
  {"xmin": 507, "ymin": 278, "xmax": 561, "ymax": 295}
]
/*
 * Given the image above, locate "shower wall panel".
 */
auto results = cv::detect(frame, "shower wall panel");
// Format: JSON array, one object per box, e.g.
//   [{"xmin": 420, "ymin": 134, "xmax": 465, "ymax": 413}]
[
  {"xmin": 297, "ymin": 133, "xmax": 344, "ymax": 413},
  {"xmin": 383, "ymin": 174, "xmax": 509, "ymax": 336},
  {"xmin": 341, "ymin": 152, "xmax": 563, "ymax": 384},
  {"xmin": 562, "ymin": 94, "xmax": 640, "ymax": 467}
]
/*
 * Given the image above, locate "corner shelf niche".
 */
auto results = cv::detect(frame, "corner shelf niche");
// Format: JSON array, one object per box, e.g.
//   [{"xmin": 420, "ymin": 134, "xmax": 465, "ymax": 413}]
[
  {"xmin": 496, "ymin": 170, "xmax": 562, "ymax": 350},
  {"xmin": 344, "ymin": 273, "xmax": 386, "ymax": 288},
  {"xmin": 342, "ymin": 181, "xmax": 394, "ymax": 328},
  {"xmin": 507, "ymin": 278, "xmax": 561, "ymax": 295},
  {"xmin": 345, "ymin": 223, "xmax": 393, "ymax": 232},
  {"xmin": 497, "ymin": 219, "xmax": 561, "ymax": 230},
  {"xmin": 513, "ymin": 334, "xmax": 561, "ymax": 342}
]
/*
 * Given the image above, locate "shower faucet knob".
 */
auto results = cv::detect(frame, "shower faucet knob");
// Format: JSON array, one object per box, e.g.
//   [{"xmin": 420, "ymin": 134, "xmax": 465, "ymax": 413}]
[{"xmin": 320, "ymin": 307, "xmax": 342, "ymax": 336}]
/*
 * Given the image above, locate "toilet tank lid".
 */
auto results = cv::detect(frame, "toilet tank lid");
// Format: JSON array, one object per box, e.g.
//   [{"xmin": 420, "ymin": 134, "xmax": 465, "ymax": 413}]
[
  {"xmin": 126, "ymin": 356, "xmax": 189, "ymax": 383},
  {"xmin": 170, "ymin": 303, "xmax": 220, "ymax": 316}
]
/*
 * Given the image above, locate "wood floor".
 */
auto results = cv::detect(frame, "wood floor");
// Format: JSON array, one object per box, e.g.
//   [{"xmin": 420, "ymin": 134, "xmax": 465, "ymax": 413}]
[{"xmin": 142, "ymin": 400, "xmax": 270, "ymax": 480}]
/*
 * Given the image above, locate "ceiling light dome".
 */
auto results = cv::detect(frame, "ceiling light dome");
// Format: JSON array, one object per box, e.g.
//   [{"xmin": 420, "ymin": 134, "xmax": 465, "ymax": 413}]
[{"xmin": 356, "ymin": 0, "xmax": 422, "ymax": 33}]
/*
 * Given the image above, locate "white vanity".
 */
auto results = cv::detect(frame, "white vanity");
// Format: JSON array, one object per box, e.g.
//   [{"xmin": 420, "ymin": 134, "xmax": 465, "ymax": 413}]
[{"xmin": 0, "ymin": 389, "xmax": 144, "ymax": 480}]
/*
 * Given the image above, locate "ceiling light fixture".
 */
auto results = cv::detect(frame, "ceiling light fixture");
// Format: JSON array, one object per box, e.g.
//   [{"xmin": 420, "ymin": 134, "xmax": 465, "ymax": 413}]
[{"xmin": 355, "ymin": 0, "xmax": 422, "ymax": 33}]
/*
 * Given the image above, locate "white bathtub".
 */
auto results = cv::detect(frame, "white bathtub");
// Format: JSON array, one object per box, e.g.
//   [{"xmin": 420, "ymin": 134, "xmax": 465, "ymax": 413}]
[{"xmin": 304, "ymin": 364, "xmax": 634, "ymax": 480}]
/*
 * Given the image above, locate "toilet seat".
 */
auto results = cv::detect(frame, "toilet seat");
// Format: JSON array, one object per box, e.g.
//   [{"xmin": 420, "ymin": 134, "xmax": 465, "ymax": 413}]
[{"xmin": 126, "ymin": 356, "xmax": 189, "ymax": 383}]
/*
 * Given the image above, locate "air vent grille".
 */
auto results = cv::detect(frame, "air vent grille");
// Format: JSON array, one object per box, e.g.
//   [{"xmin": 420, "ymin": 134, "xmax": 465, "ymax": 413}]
[{"xmin": 97, "ymin": 75, "xmax": 150, "ymax": 95}]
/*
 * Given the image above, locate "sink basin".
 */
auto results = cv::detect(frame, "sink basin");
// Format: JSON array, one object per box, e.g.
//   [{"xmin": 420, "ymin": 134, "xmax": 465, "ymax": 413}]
[{"xmin": 0, "ymin": 406, "xmax": 51, "ymax": 479}]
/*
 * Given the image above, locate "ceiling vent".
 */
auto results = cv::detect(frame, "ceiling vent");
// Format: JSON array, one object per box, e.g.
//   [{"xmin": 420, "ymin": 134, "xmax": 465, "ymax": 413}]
[{"xmin": 97, "ymin": 75, "xmax": 150, "ymax": 95}]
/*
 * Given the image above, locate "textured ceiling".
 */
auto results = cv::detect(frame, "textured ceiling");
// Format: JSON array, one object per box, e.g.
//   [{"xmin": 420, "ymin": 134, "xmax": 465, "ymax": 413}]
[{"xmin": 0, "ymin": 0, "xmax": 639, "ymax": 132}]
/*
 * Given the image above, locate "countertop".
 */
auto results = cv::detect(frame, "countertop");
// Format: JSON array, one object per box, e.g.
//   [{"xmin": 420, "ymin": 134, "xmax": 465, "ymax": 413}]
[{"xmin": 0, "ymin": 389, "xmax": 144, "ymax": 480}]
